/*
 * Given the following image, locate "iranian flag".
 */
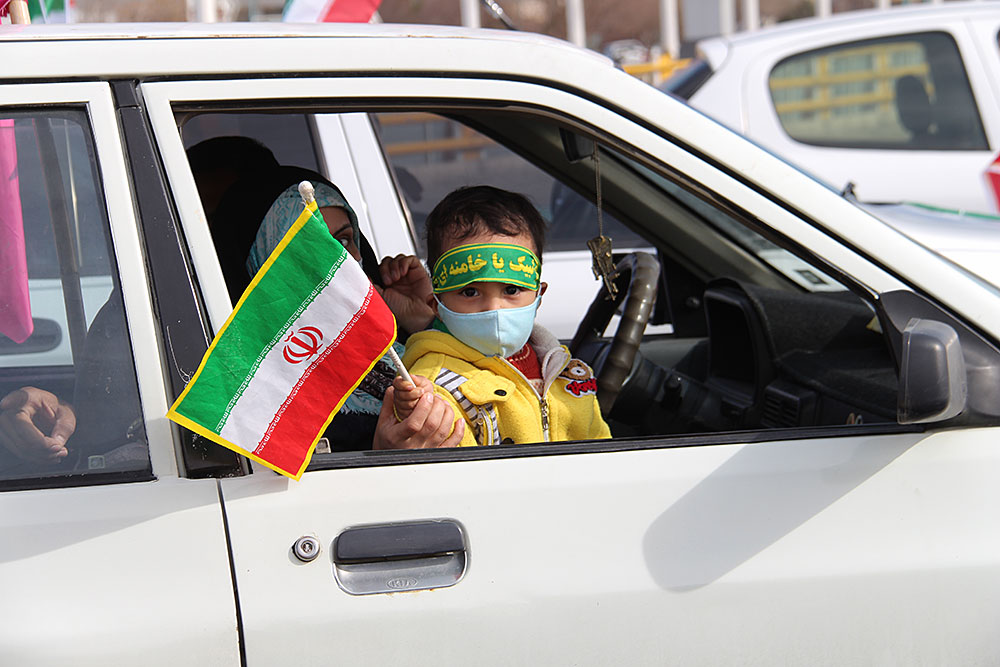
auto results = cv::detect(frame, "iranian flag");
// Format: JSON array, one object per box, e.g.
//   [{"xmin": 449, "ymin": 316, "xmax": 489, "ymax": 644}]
[
  {"xmin": 167, "ymin": 187, "xmax": 396, "ymax": 479},
  {"xmin": 282, "ymin": 0, "xmax": 381, "ymax": 23}
]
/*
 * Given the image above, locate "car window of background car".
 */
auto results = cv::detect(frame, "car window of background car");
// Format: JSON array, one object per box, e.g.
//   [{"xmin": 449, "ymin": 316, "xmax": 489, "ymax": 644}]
[
  {"xmin": 0, "ymin": 110, "xmax": 151, "ymax": 489},
  {"xmin": 768, "ymin": 31, "xmax": 987, "ymax": 151},
  {"xmin": 371, "ymin": 112, "xmax": 646, "ymax": 254}
]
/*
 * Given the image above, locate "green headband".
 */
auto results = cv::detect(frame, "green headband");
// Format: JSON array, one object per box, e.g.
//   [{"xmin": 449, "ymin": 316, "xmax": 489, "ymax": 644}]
[{"xmin": 432, "ymin": 243, "xmax": 540, "ymax": 293}]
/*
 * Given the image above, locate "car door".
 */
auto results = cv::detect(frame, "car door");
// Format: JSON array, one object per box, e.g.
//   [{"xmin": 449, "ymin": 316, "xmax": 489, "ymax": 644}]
[
  {"xmin": 736, "ymin": 17, "xmax": 1000, "ymax": 214},
  {"xmin": 144, "ymin": 72, "xmax": 1000, "ymax": 664},
  {"xmin": 0, "ymin": 83, "xmax": 239, "ymax": 665}
]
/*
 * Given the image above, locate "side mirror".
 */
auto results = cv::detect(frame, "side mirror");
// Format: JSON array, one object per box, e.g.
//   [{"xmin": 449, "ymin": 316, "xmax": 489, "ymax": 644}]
[{"xmin": 898, "ymin": 318, "xmax": 967, "ymax": 424}]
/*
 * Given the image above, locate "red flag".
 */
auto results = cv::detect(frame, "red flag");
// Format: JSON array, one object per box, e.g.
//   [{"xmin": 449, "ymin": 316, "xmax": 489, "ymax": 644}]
[
  {"xmin": 283, "ymin": 0, "xmax": 381, "ymax": 23},
  {"xmin": 0, "ymin": 119, "xmax": 32, "ymax": 344}
]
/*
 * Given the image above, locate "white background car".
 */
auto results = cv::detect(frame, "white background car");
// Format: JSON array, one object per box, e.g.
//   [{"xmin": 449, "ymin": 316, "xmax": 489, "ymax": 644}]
[
  {"xmin": 671, "ymin": 1, "xmax": 1000, "ymax": 215},
  {"xmin": 1, "ymin": 23, "xmax": 999, "ymax": 666}
]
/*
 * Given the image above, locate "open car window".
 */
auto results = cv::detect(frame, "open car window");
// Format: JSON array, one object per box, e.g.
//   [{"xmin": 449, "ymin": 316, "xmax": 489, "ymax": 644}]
[{"xmin": 176, "ymin": 103, "xmax": 903, "ymax": 467}]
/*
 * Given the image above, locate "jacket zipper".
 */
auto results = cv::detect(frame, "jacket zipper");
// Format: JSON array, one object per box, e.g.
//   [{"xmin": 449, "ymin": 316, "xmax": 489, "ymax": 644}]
[{"xmin": 499, "ymin": 354, "xmax": 567, "ymax": 443}]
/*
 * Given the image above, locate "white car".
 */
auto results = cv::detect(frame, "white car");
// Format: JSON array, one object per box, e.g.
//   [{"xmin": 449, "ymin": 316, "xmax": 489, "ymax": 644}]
[
  {"xmin": 1, "ymin": 23, "xmax": 1000, "ymax": 666},
  {"xmin": 670, "ymin": 1, "xmax": 1000, "ymax": 215}
]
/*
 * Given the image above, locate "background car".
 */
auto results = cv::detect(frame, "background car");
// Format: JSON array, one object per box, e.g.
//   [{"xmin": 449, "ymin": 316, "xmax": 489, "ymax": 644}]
[
  {"xmin": 2, "ymin": 23, "xmax": 999, "ymax": 666},
  {"xmin": 667, "ymin": 1, "xmax": 1000, "ymax": 215}
]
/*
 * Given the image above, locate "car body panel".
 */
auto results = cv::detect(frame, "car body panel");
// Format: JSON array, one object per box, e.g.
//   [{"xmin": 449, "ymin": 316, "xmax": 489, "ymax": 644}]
[{"xmin": 218, "ymin": 428, "xmax": 1000, "ymax": 664}]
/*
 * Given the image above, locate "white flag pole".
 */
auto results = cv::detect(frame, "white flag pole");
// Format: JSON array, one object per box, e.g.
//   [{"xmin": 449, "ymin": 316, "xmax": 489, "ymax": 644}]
[
  {"xmin": 566, "ymin": 0, "xmax": 586, "ymax": 47},
  {"xmin": 386, "ymin": 346, "xmax": 414, "ymax": 386},
  {"xmin": 461, "ymin": 0, "xmax": 481, "ymax": 28}
]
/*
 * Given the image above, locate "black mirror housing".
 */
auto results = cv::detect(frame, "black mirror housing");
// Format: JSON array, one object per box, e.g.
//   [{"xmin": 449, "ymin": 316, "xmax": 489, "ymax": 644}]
[{"xmin": 898, "ymin": 318, "xmax": 967, "ymax": 424}]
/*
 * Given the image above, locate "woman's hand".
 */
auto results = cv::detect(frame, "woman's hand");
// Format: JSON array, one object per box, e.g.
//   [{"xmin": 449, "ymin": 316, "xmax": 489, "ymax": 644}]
[
  {"xmin": 0, "ymin": 387, "xmax": 76, "ymax": 464},
  {"xmin": 373, "ymin": 380, "xmax": 465, "ymax": 450},
  {"xmin": 378, "ymin": 254, "xmax": 434, "ymax": 335}
]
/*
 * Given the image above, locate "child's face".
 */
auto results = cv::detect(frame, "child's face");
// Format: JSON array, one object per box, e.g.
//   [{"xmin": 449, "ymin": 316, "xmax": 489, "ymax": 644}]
[{"xmin": 434, "ymin": 229, "xmax": 546, "ymax": 314}]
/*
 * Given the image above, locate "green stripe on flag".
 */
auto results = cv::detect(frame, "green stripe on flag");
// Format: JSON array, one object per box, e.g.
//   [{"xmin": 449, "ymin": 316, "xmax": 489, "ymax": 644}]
[
  {"xmin": 27, "ymin": 0, "xmax": 65, "ymax": 21},
  {"xmin": 173, "ymin": 207, "xmax": 347, "ymax": 432}
]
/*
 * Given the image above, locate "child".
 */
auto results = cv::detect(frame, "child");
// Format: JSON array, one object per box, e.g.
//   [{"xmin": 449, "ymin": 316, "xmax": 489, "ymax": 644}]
[{"xmin": 394, "ymin": 185, "xmax": 611, "ymax": 447}]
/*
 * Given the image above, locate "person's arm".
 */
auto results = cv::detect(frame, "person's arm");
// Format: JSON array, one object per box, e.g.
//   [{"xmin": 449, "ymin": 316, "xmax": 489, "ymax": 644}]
[
  {"xmin": 378, "ymin": 254, "xmax": 435, "ymax": 335},
  {"xmin": 373, "ymin": 379, "xmax": 466, "ymax": 450},
  {"xmin": 0, "ymin": 387, "xmax": 76, "ymax": 464}
]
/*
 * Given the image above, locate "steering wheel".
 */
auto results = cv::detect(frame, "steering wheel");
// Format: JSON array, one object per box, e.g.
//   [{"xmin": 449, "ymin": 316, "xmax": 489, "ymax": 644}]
[{"xmin": 569, "ymin": 252, "xmax": 660, "ymax": 415}]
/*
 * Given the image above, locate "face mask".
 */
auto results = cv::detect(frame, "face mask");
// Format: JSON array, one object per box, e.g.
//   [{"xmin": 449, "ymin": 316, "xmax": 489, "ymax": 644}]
[{"xmin": 435, "ymin": 296, "xmax": 540, "ymax": 358}]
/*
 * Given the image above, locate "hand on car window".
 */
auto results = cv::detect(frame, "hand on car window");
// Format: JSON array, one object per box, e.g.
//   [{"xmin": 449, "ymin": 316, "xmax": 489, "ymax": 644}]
[
  {"xmin": 373, "ymin": 376, "xmax": 464, "ymax": 450},
  {"xmin": 377, "ymin": 254, "xmax": 435, "ymax": 335},
  {"xmin": 0, "ymin": 387, "xmax": 76, "ymax": 464}
]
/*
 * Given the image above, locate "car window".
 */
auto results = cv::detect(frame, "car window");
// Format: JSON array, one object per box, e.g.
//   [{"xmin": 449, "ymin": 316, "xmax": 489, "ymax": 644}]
[
  {"xmin": 371, "ymin": 112, "xmax": 646, "ymax": 254},
  {"xmin": 171, "ymin": 103, "xmax": 902, "ymax": 466},
  {"xmin": 769, "ymin": 31, "xmax": 988, "ymax": 150},
  {"xmin": 0, "ymin": 110, "xmax": 151, "ymax": 489},
  {"xmin": 181, "ymin": 112, "xmax": 320, "ymax": 172}
]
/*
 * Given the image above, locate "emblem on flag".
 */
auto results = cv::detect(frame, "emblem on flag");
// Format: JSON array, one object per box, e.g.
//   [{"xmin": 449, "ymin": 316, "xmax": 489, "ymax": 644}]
[
  {"xmin": 283, "ymin": 326, "xmax": 324, "ymax": 364},
  {"xmin": 167, "ymin": 183, "xmax": 396, "ymax": 480}
]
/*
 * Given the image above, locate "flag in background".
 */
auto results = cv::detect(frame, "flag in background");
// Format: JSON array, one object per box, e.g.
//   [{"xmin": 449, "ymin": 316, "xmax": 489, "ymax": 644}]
[
  {"xmin": 0, "ymin": 119, "xmax": 33, "ymax": 345},
  {"xmin": 27, "ymin": 0, "xmax": 69, "ymax": 22},
  {"xmin": 167, "ymin": 195, "xmax": 396, "ymax": 479},
  {"xmin": 283, "ymin": 0, "xmax": 381, "ymax": 23}
]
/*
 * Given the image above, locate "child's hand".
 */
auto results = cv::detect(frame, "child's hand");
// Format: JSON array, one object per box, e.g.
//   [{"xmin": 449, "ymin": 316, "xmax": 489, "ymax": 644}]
[{"xmin": 392, "ymin": 374, "xmax": 433, "ymax": 421}]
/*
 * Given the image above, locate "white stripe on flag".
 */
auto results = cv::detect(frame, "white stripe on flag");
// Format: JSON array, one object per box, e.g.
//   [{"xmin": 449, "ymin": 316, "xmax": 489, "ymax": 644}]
[
  {"xmin": 283, "ymin": 0, "xmax": 333, "ymax": 21},
  {"xmin": 218, "ymin": 262, "xmax": 370, "ymax": 446}
]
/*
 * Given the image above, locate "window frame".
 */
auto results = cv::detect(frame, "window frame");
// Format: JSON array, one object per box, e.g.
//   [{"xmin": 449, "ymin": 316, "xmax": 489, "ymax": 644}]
[
  {"xmin": 144, "ymin": 74, "xmax": 958, "ymax": 472},
  {"xmin": 0, "ymin": 82, "xmax": 179, "ymax": 489}
]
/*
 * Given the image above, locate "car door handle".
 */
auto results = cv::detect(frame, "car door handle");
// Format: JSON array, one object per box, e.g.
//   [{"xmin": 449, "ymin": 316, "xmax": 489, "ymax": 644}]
[{"xmin": 333, "ymin": 520, "xmax": 467, "ymax": 595}]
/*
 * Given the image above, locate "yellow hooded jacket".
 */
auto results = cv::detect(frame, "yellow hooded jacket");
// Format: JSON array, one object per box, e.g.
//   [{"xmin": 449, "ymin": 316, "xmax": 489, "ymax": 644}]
[{"xmin": 402, "ymin": 324, "xmax": 611, "ymax": 447}]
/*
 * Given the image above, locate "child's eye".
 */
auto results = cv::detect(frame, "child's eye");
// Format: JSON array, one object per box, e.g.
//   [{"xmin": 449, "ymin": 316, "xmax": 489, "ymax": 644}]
[
  {"xmin": 337, "ymin": 235, "xmax": 352, "ymax": 248},
  {"xmin": 460, "ymin": 287, "xmax": 479, "ymax": 297},
  {"xmin": 503, "ymin": 285, "xmax": 523, "ymax": 296}
]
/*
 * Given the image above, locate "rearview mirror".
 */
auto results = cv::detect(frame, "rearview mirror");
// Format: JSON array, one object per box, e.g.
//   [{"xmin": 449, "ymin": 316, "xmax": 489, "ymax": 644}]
[{"xmin": 898, "ymin": 318, "xmax": 967, "ymax": 424}]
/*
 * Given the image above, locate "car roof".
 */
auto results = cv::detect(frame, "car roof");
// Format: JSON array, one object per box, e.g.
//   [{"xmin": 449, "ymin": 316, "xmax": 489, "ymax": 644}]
[
  {"xmin": 697, "ymin": 0, "xmax": 1000, "ymax": 64},
  {"xmin": 0, "ymin": 21, "xmax": 575, "ymax": 44},
  {"xmin": 0, "ymin": 22, "xmax": 612, "ymax": 79}
]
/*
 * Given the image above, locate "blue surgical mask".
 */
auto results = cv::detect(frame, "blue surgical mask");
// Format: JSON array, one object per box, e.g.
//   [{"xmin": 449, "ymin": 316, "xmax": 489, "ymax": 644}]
[{"xmin": 435, "ymin": 296, "xmax": 540, "ymax": 358}]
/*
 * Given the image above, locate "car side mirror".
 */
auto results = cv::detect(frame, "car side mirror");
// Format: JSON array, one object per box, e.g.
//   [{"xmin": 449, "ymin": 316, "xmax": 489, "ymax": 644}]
[{"xmin": 898, "ymin": 318, "xmax": 967, "ymax": 424}]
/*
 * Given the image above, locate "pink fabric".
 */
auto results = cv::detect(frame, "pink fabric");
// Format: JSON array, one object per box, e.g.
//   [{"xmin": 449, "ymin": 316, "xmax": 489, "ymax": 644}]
[
  {"xmin": 0, "ymin": 0, "xmax": 11, "ymax": 18},
  {"xmin": 0, "ymin": 119, "xmax": 32, "ymax": 344},
  {"xmin": 320, "ymin": 0, "xmax": 381, "ymax": 23}
]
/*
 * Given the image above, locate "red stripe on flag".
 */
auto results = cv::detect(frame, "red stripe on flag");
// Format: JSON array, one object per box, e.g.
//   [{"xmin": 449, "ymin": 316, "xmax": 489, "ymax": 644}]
[
  {"xmin": 321, "ymin": 0, "xmax": 381, "ymax": 23},
  {"xmin": 253, "ymin": 284, "xmax": 393, "ymax": 475}
]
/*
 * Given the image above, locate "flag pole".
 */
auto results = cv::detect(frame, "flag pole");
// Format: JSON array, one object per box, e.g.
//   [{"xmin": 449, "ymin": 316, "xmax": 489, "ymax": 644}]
[
  {"xmin": 386, "ymin": 346, "xmax": 413, "ymax": 386},
  {"xmin": 297, "ymin": 180, "xmax": 414, "ymax": 387},
  {"xmin": 8, "ymin": 0, "xmax": 30, "ymax": 23}
]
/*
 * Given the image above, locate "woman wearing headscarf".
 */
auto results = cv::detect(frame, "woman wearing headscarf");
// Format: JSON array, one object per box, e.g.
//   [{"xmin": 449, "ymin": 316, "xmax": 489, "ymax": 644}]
[{"xmin": 220, "ymin": 166, "xmax": 463, "ymax": 451}]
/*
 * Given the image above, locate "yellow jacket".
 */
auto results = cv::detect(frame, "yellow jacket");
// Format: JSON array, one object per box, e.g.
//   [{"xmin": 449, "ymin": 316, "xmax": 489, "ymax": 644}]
[{"xmin": 402, "ymin": 324, "xmax": 611, "ymax": 447}]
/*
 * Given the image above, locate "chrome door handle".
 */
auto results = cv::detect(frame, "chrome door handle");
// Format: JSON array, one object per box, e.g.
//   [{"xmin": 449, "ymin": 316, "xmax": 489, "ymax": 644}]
[{"xmin": 333, "ymin": 520, "xmax": 467, "ymax": 595}]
